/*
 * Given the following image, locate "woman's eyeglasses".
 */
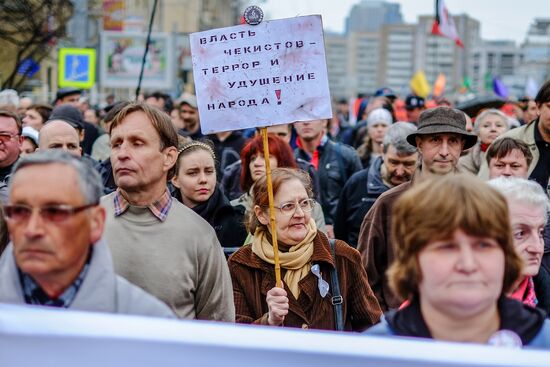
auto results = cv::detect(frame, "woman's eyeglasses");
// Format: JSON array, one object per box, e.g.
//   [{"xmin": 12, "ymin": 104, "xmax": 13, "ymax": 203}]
[{"xmin": 269, "ymin": 198, "xmax": 315, "ymax": 216}]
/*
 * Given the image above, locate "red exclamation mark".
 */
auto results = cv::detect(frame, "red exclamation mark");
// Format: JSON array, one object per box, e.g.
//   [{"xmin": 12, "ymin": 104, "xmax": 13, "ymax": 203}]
[{"xmin": 275, "ymin": 89, "xmax": 281, "ymax": 105}]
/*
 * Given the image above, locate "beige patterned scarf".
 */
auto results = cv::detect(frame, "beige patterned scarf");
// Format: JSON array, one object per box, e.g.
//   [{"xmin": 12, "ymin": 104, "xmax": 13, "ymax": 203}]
[{"xmin": 252, "ymin": 219, "xmax": 317, "ymax": 299}]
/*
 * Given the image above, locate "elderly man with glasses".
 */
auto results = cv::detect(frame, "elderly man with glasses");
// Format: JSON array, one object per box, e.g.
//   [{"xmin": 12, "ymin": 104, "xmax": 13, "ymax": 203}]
[
  {"xmin": 0, "ymin": 150, "xmax": 174, "ymax": 317},
  {"xmin": 0, "ymin": 110, "xmax": 23, "ymax": 204}
]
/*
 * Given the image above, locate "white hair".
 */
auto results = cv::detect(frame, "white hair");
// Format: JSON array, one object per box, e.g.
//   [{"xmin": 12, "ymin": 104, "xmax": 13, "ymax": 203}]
[
  {"xmin": 488, "ymin": 177, "xmax": 549, "ymax": 221},
  {"xmin": 0, "ymin": 89, "xmax": 19, "ymax": 107},
  {"xmin": 474, "ymin": 108, "xmax": 510, "ymax": 133}
]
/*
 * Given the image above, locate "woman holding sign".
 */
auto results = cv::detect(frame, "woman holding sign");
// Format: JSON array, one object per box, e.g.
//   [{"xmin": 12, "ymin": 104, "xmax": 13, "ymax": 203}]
[
  {"xmin": 367, "ymin": 174, "xmax": 550, "ymax": 348},
  {"xmin": 228, "ymin": 168, "xmax": 382, "ymax": 331}
]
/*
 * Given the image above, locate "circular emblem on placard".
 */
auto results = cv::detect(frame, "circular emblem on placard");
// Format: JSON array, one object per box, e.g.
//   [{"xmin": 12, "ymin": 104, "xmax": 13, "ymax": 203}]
[{"xmin": 243, "ymin": 5, "xmax": 264, "ymax": 26}]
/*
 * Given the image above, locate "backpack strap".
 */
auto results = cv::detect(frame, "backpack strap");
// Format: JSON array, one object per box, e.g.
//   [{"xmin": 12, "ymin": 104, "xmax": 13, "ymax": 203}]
[{"xmin": 328, "ymin": 239, "xmax": 344, "ymax": 331}]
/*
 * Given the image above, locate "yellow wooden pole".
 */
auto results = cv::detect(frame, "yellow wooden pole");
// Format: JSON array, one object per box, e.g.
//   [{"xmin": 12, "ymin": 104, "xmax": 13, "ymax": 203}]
[{"xmin": 260, "ymin": 127, "xmax": 282, "ymax": 287}]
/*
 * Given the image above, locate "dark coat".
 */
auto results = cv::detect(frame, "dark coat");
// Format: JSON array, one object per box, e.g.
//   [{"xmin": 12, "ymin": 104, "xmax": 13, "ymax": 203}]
[
  {"xmin": 534, "ymin": 264, "xmax": 550, "ymax": 316},
  {"xmin": 220, "ymin": 158, "xmax": 321, "ymax": 201},
  {"xmin": 334, "ymin": 157, "xmax": 390, "ymax": 248},
  {"xmin": 81, "ymin": 121, "xmax": 100, "ymax": 156},
  {"xmin": 97, "ymin": 158, "xmax": 117, "ymax": 194},
  {"xmin": 534, "ymin": 215, "xmax": 550, "ymax": 316},
  {"xmin": 178, "ymin": 128, "xmax": 203, "ymax": 141},
  {"xmin": 294, "ymin": 140, "xmax": 362, "ymax": 225},
  {"xmin": 356, "ymin": 178, "xmax": 415, "ymax": 311},
  {"xmin": 207, "ymin": 132, "xmax": 246, "ymax": 181},
  {"xmin": 228, "ymin": 231, "xmax": 382, "ymax": 331},
  {"xmin": 183, "ymin": 186, "xmax": 247, "ymax": 248}
]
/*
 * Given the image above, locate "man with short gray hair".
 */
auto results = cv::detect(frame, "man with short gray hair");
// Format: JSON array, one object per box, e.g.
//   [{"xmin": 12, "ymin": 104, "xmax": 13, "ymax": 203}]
[
  {"xmin": 334, "ymin": 122, "xmax": 418, "ymax": 247},
  {"xmin": 0, "ymin": 150, "xmax": 174, "ymax": 318}
]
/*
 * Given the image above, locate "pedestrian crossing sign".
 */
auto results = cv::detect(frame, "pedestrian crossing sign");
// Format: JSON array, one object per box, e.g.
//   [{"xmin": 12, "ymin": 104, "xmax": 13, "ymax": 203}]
[{"xmin": 58, "ymin": 48, "xmax": 96, "ymax": 89}]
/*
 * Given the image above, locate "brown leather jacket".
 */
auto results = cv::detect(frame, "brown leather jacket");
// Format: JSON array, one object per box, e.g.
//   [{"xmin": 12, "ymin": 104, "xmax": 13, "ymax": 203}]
[{"xmin": 228, "ymin": 231, "xmax": 382, "ymax": 331}]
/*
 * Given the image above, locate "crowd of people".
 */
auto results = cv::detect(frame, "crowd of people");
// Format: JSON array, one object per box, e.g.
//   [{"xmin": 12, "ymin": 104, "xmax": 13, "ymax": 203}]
[{"xmin": 0, "ymin": 80, "xmax": 548, "ymax": 349}]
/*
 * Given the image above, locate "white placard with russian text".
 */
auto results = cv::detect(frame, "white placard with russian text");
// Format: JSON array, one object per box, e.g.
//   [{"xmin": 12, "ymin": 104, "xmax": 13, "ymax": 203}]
[{"xmin": 190, "ymin": 15, "xmax": 332, "ymax": 134}]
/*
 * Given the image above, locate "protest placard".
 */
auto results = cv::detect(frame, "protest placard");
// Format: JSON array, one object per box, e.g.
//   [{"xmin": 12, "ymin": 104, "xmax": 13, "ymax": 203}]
[{"xmin": 190, "ymin": 15, "xmax": 332, "ymax": 134}]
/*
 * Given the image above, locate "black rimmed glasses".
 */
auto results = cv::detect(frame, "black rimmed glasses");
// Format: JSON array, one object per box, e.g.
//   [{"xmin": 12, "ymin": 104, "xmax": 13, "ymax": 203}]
[{"xmin": 3, "ymin": 203, "xmax": 98, "ymax": 223}]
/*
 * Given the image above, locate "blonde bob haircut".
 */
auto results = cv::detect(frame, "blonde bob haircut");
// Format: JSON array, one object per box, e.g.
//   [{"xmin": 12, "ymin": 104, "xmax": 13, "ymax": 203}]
[
  {"xmin": 388, "ymin": 174, "xmax": 522, "ymax": 301},
  {"xmin": 247, "ymin": 168, "xmax": 313, "ymax": 234}
]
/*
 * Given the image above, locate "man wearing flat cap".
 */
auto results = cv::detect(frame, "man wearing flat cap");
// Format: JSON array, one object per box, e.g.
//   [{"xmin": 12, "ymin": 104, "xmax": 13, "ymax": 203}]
[
  {"xmin": 55, "ymin": 87, "xmax": 82, "ymax": 108},
  {"xmin": 356, "ymin": 107, "xmax": 477, "ymax": 311}
]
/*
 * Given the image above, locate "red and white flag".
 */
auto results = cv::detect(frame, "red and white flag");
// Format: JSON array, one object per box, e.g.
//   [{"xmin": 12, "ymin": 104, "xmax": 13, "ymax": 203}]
[{"xmin": 431, "ymin": 0, "xmax": 464, "ymax": 48}]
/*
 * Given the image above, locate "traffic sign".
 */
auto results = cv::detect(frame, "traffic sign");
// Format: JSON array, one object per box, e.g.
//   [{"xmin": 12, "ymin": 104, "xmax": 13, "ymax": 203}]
[{"xmin": 58, "ymin": 48, "xmax": 96, "ymax": 89}]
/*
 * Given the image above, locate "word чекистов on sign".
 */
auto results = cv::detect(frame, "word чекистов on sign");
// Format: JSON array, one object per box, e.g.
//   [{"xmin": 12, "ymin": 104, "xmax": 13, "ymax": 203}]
[{"xmin": 190, "ymin": 15, "xmax": 332, "ymax": 134}]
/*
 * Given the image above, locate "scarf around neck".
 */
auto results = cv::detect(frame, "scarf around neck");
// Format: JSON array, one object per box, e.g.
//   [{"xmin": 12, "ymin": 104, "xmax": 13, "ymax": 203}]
[
  {"xmin": 510, "ymin": 277, "xmax": 538, "ymax": 308},
  {"xmin": 252, "ymin": 218, "xmax": 317, "ymax": 299}
]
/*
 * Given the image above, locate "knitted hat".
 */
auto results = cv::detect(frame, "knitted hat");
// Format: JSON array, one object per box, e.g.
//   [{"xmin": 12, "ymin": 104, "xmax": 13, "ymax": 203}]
[
  {"xmin": 367, "ymin": 108, "xmax": 393, "ymax": 128},
  {"xmin": 47, "ymin": 105, "xmax": 85, "ymax": 130}
]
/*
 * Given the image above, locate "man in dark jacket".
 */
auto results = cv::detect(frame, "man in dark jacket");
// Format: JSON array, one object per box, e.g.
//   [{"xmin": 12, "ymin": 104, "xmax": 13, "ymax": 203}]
[
  {"xmin": 356, "ymin": 107, "xmax": 477, "ymax": 311},
  {"xmin": 208, "ymin": 130, "xmax": 246, "ymax": 180},
  {"xmin": 294, "ymin": 119, "xmax": 362, "ymax": 238},
  {"xmin": 334, "ymin": 122, "xmax": 418, "ymax": 247}
]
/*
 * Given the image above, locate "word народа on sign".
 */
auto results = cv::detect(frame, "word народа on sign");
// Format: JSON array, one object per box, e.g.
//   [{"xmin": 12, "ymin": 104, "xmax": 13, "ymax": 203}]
[{"xmin": 190, "ymin": 15, "xmax": 332, "ymax": 134}]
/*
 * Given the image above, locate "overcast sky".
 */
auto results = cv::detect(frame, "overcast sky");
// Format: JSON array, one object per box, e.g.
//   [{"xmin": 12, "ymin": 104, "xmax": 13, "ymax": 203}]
[{"xmin": 260, "ymin": 0, "xmax": 543, "ymax": 44}]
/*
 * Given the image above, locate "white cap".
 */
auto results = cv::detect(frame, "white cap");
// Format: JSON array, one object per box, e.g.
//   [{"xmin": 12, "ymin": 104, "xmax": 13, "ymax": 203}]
[
  {"xmin": 367, "ymin": 108, "xmax": 392, "ymax": 128},
  {"xmin": 22, "ymin": 126, "xmax": 39, "ymax": 146}
]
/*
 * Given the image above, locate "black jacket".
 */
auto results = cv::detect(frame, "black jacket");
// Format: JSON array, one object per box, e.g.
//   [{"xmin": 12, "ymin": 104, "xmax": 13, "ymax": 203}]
[
  {"xmin": 535, "ymin": 217, "xmax": 550, "ymax": 316},
  {"xmin": 184, "ymin": 186, "xmax": 247, "ymax": 248},
  {"xmin": 334, "ymin": 156, "xmax": 389, "ymax": 247},
  {"xmin": 207, "ymin": 132, "xmax": 246, "ymax": 180},
  {"xmin": 294, "ymin": 139, "xmax": 362, "ymax": 225},
  {"xmin": 220, "ymin": 158, "xmax": 321, "ymax": 201}
]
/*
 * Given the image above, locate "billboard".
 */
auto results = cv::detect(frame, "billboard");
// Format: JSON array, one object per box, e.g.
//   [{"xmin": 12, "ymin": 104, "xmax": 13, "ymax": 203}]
[{"xmin": 100, "ymin": 31, "xmax": 174, "ymax": 89}]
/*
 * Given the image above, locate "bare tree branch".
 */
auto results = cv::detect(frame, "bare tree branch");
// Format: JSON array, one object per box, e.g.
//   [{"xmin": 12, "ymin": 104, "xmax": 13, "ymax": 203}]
[{"xmin": 0, "ymin": 0, "xmax": 74, "ymax": 90}]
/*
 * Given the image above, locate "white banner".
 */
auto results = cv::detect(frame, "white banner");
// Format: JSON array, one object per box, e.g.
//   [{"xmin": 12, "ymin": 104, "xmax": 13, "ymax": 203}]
[
  {"xmin": 1, "ymin": 303, "xmax": 549, "ymax": 366},
  {"xmin": 190, "ymin": 15, "xmax": 332, "ymax": 134}
]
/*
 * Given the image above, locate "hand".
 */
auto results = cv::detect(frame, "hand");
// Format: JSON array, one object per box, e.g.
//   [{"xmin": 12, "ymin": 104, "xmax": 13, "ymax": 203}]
[
  {"xmin": 326, "ymin": 224, "xmax": 335, "ymax": 239},
  {"xmin": 266, "ymin": 287, "xmax": 289, "ymax": 326}
]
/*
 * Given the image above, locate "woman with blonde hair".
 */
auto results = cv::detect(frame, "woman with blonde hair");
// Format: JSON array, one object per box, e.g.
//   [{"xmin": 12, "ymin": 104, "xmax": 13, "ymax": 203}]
[
  {"xmin": 459, "ymin": 109, "xmax": 509, "ymax": 174},
  {"xmin": 229, "ymin": 168, "xmax": 381, "ymax": 331}
]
